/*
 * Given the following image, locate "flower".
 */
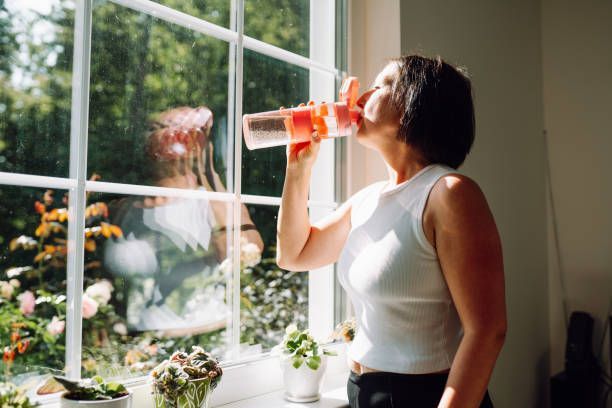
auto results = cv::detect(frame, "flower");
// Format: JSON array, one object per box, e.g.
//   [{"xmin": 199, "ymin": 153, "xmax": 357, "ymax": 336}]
[
  {"xmin": 218, "ymin": 258, "xmax": 232, "ymax": 276},
  {"xmin": 240, "ymin": 237, "xmax": 261, "ymax": 268},
  {"xmin": 81, "ymin": 294, "xmax": 99, "ymax": 319},
  {"xmin": 285, "ymin": 324, "xmax": 298, "ymax": 335},
  {"xmin": 331, "ymin": 317, "xmax": 357, "ymax": 343},
  {"xmin": 85, "ymin": 280, "xmax": 113, "ymax": 306},
  {"xmin": 113, "ymin": 322, "xmax": 128, "ymax": 336},
  {"xmin": 8, "ymin": 279, "xmax": 20, "ymax": 288},
  {"xmin": 47, "ymin": 316, "xmax": 65, "ymax": 336},
  {"xmin": 18, "ymin": 291, "xmax": 35, "ymax": 315},
  {"xmin": 0, "ymin": 281, "xmax": 14, "ymax": 299}
]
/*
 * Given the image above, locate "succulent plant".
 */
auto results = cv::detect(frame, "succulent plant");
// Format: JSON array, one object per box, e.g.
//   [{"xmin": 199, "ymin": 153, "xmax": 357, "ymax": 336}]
[
  {"xmin": 151, "ymin": 346, "xmax": 222, "ymax": 407},
  {"xmin": 53, "ymin": 375, "xmax": 128, "ymax": 401}
]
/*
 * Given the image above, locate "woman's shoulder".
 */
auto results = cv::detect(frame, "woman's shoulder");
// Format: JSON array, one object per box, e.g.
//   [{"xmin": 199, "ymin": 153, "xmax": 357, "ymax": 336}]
[{"xmin": 429, "ymin": 172, "xmax": 490, "ymax": 219}]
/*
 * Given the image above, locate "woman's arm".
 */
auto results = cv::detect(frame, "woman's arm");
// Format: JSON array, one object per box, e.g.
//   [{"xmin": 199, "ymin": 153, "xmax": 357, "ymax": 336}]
[
  {"xmin": 430, "ymin": 174, "xmax": 507, "ymax": 408},
  {"xmin": 276, "ymin": 134, "xmax": 352, "ymax": 271}
]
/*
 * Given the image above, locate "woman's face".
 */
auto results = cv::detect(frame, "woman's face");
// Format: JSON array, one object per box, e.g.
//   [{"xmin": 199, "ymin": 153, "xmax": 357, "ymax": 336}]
[{"xmin": 355, "ymin": 62, "xmax": 402, "ymax": 147}]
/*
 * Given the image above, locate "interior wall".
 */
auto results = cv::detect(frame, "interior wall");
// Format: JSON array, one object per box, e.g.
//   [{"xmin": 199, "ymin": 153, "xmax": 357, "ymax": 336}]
[
  {"xmin": 542, "ymin": 0, "xmax": 612, "ymax": 381},
  {"xmin": 347, "ymin": 0, "xmax": 400, "ymax": 194},
  {"xmin": 397, "ymin": 1, "xmax": 549, "ymax": 407}
]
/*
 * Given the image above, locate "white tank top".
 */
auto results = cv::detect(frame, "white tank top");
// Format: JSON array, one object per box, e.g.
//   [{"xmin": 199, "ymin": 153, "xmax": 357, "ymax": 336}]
[{"xmin": 338, "ymin": 164, "xmax": 464, "ymax": 374}]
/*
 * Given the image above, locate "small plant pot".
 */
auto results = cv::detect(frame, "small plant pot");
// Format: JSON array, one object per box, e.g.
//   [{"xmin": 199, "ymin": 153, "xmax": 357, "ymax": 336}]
[
  {"xmin": 60, "ymin": 392, "xmax": 132, "ymax": 408},
  {"xmin": 279, "ymin": 355, "xmax": 327, "ymax": 403},
  {"xmin": 153, "ymin": 377, "xmax": 213, "ymax": 408}
]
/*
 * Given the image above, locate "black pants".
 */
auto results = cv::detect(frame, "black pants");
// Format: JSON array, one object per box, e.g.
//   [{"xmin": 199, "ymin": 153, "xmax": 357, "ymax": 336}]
[{"xmin": 347, "ymin": 370, "xmax": 494, "ymax": 408}]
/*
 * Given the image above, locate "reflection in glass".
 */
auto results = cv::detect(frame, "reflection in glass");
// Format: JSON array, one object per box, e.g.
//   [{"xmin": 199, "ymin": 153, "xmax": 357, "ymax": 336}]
[
  {"xmin": 239, "ymin": 205, "xmax": 308, "ymax": 351},
  {"xmin": 241, "ymin": 50, "xmax": 309, "ymax": 196},
  {"xmin": 244, "ymin": 0, "xmax": 309, "ymax": 57},
  {"xmin": 0, "ymin": 187, "xmax": 68, "ymax": 382},
  {"xmin": 0, "ymin": 0, "xmax": 72, "ymax": 177},
  {"xmin": 82, "ymin": 106, "xmax": 263, "ymax": 377},
  {"xmin": 85, "ymin": 192, "xmax": 234, "ymax": 378},
  {"xmin": 152, "ymin": 0, "xmax": 230, "ymax": 28},
  {"xmin": 88, "ymin": 1, "xmax": 230, "ymax": 189}
]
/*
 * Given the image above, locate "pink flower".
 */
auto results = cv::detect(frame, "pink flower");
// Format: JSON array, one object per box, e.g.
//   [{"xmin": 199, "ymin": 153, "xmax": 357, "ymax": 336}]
[
  {"xmin": 85, "ymin": 280, "xmax": 113, "ymax": 306},
  {"xmin": 19, "ymin": 291, "xmax": 35, "ymax": 316},
  {"xmin": 81, "ymin": 294, "xmax": 99, "ymax": 319},
  {"xmin": 47, "ymin": 316, "xmax": 65, "ymax": 336}
]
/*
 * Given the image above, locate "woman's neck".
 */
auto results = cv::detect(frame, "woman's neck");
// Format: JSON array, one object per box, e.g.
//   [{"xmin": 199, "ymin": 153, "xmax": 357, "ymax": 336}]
[{"xmin": 379, "ymin": 142, "xmax": 428, "ymax": 186}]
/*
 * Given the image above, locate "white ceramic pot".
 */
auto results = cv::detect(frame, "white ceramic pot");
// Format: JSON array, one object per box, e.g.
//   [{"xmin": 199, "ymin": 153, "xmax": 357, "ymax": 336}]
[
  {"xmin": 60, "ymin": 392, "xmax": 133, "ymax": 408},
  {"xmin": 279, "ymin": 355, "xmax": 327, "ymax": 403}
]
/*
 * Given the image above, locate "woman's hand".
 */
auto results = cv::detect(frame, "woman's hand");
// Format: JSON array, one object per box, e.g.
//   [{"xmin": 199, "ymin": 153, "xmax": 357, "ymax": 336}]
[{"xmin": 286, "ymin": 131, "xmax": 321, "ymax": 171}]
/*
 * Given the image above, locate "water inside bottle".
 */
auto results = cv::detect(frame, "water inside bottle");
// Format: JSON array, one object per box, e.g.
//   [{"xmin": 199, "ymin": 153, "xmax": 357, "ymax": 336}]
[{"xmin": 247, "ymin": 115, "xmax": 291, "ymax": 148}]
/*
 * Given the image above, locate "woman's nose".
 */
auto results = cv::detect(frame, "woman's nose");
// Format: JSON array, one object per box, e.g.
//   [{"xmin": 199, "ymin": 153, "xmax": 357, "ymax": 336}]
[{"xmin": 355, "ymin": 88, "xmax": 376, "ymax": 110}]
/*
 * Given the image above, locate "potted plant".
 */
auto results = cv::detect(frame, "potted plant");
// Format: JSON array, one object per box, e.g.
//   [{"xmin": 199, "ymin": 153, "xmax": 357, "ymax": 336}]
[
  {"xmin": 273, "ymin": 324, "xmax": 337, "ymax": 403},
  {"xmin": 53, "ymin": 376, "xmax": 131, "ymax": 407},
  {"xmin": 0, "ymin": 382, "xmax": 38, "ymax": 407},
  {"xmin": 151, "ymin": 346, "xmax": 222, "ymax": 408}
]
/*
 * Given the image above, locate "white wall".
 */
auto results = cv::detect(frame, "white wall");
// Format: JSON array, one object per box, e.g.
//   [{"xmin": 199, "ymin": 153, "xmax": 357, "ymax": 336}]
[
  {"xmin": 347, "ymin": 0, "xmax": 400, "ymax": 194},
  {"xmin": 348, "ymin": 0, "xmax": 549, "ymax": 407},
  {"xmin": 542, "ymin": 0, "xmax": 612, "ymax": 381},
  {"xmin": 398, "ymin": 2, "xmax": 549, "ymax": 406}
]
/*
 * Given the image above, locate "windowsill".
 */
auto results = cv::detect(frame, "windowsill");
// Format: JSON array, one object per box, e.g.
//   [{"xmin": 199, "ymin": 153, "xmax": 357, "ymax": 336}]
[
  {"xmin": 37, "ymin": 342, "xmax": 350, "ymax": 407},
  {"xmin": 214, "ymin": 371, "xmax": 350, "ymax": 408}
]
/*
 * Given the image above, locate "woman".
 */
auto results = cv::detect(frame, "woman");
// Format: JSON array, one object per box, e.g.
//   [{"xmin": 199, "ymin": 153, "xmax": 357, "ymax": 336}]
[
  {"xmin": 105, "ymin": 105, "xmax": 262, "ymax": 336},
  {"xmin": 276, "ymin": 55, "xmax": 506, "ymax": 407}
]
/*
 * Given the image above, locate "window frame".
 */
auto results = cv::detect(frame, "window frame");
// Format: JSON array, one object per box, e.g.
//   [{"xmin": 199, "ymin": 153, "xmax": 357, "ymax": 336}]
[{"xmin": 0, "ymin": 0, "xmax": 348, "ymax": 403}]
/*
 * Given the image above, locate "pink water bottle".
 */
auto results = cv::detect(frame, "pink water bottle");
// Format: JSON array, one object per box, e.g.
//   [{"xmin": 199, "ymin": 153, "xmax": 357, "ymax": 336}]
[{"xmin": 242, "ymin": 77, "xmax": 361, "ymax": 150}]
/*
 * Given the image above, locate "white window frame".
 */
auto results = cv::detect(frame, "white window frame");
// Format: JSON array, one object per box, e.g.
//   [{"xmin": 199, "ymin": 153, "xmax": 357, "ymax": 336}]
[{"xmin": 0, "ymin": 0, "xmax": 347, "ymax": 404}]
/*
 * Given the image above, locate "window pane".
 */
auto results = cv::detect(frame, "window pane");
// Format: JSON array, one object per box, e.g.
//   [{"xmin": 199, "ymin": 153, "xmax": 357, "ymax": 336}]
[
  {"xmin": 151, "ymin": 0, "xmax": 230, "ymax": 28},
  {"xmin": 85, "ymin": 192, "xmax": 234, "ymax": 378},
  {"xmin": 241, "ymin": 50, "xmax": 309, "ymax": 197},
  {"xmin": 244, "ymin": 0, "xmax": 309, "ymax": 57},
  {"xmin": 239, "ymin": 204, "xmax": 308, "ymax": 351},
  {"xmin": 0, "ymin": 1, "xmax": 73, "ymax": 177},
  {"xmin": 88, "ymin": 2, "xmax": 231, "ymax": 192},
  {"xmin": 0, "ymin": 186, "xmax": 68, "ymax": 382}
]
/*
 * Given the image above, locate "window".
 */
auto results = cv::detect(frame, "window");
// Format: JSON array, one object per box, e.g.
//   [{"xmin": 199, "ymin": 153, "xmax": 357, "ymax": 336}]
[{"xmin": 0, "ymin": 0, "xmax": 345, "ymax": 397}]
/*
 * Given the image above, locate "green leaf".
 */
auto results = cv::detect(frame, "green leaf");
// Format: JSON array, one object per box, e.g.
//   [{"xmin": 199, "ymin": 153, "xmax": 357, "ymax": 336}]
[
  {"xmin": 292, "ymin": 356, "xmax": 304, "ymax": 369},
  {"xmin": 306, "ymin": 356, "xmax": 320, "ymax": 370},
  {"xmin": 105, "ymin": 382, "xmax": 127, "ymax": 395},
  {"xmin": 92, "ymin": 376, "xmax": 104, "ymax": 384}
]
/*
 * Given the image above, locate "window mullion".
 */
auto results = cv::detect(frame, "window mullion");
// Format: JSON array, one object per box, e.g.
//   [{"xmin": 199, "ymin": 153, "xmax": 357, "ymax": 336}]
[
  {"xmin": 230, "ymin": 0, "xmax": 245, "ymax": 361},
  {"xmin": 65, "ymin": 0, "xmax": 93, "ymax": 380}
]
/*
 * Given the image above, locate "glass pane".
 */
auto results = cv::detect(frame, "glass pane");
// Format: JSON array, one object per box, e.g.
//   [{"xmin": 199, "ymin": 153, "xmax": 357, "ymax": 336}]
[
  {"xmin": 152, "ymin": 0, "xmax": 230, "ymax": 28},
  {"xmin": 0, "ymin": 186, "xmax": 68, "ymax": 382},
  {"xmin": 88, "ymin": 1, "xmax": 231, "ymax": 192},
  {"xmin": 244, "ymin": 0, "xmax": 309, "ymax": 57},
  {"xmin": 83, "ymin": 191, "xmax": 234, "ymax": 378},
  {"xmin": 239, "ymin": 204, "xmax": 308, "ymax": 352},
  {"xmin": 241, "ymin": 50, "xmax": 309, "ymax": 196},
  {"xmin": 0, "ymin": 1, "xmax": 73, "ymax": 177}
]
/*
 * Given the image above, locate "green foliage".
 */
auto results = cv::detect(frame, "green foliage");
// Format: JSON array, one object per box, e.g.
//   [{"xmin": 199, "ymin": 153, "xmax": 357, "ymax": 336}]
[
  {"xmin": 53, "ymin": 375, "xmax": 128, "ymax": 401},
  {"xmin": 240, "ymin": 253, "xmax": 308, "ymax": 349},
  {"xmin": 1, "ymin": 0, "xmax": 312, "ymax": 384}
]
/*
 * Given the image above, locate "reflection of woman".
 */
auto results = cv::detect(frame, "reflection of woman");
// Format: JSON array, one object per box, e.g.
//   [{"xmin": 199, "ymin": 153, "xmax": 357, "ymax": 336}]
[
  {"xmin": 277, "ymin": 56, "xmax": 506, "ymax": 407},
  {"xmin": 105, "ymin": 106, "xmax": 262, "ymax": 336}
]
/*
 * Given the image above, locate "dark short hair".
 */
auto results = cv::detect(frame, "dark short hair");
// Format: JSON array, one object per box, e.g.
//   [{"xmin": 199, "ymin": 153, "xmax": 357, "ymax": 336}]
[{"xmin": 390, "ymin": 55, "xmax": 475, "ymax": 169}]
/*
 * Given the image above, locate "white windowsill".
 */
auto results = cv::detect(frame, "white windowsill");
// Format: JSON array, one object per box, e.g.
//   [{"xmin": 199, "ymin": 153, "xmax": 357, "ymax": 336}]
[
  {"xmin": 38, "ymin": 342, "xmax": 350, "ymax": 407},
  {"xmin": 214, "ymin": 371, "xmax": 350, "ymax": 408}
]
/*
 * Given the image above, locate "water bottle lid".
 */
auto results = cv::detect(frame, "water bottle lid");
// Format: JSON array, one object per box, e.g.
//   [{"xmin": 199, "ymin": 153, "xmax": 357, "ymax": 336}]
[{"xmin": 339, "ymin": 77, "xmax": 359, "ymax": 108}]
